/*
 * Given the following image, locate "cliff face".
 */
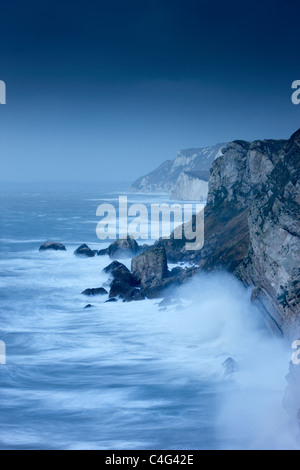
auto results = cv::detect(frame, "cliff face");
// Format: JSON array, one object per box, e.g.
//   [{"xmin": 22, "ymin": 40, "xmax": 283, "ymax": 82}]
[
  {"xmin": 131, "ymin": 143, "xmax": 225, "ymax": 199},
  {"xmin": 157, "ymin": 130, "xmax": 300, "ymax": 338},
  {"xmin": 170, "ymin": 171, "xmax": 209, "ymax": 201}
]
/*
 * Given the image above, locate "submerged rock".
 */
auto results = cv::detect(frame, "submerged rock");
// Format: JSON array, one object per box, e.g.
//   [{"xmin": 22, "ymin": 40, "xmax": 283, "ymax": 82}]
[
  {"xmin": 74, "ymin": 244, "xmax": 95, "ymax": 257},
  {"xmin": 39, "ymin": 242, "xmax": 66, "ymax": 251},
  {"xmin": 107, "ymin": 236, "xmax": 139, "ymax": 259},
  {"xmin": 81, "ymin": 287, "xmax": 108, "ymax": 296},
  {"xmin": 222, "ymin": 357, "xmax": 239, "ymax": 376}
]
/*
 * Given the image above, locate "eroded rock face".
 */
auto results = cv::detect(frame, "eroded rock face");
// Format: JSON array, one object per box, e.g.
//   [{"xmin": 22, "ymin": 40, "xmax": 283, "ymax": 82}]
[
  {"xmin": 157, "ymin": 129, "xmax": 300, "ymax": 338},
  {"xmin": 131, "ymin": 246, "xmax": 169, "ymax": 288},
  {"xmin": 236, "ymin": 130, "xmax": 300, "ymax": 338},
  {"xmin": 39, "ymin": 242, "xmax": 66, "ymax": 251},
  {"xmin": 131, "ymin": 143, "xmax": 225, "ymax": 195},
  {"xmin": 107, "ymin": 236, "xmax": 139, "ymax": 259},
  {"xmin": 74, "ymin": 244, "xmax": 95, "ymax": 257}
]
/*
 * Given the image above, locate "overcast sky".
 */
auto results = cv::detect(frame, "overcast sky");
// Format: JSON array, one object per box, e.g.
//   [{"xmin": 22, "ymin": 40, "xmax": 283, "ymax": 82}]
[{"xmin": 0, "ymin": 0, "xmax": 299, "ymax": 182}]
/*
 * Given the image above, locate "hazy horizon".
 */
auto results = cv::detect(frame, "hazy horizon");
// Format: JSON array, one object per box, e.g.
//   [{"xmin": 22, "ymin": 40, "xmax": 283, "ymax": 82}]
[{"xmin": 0, "ymin": 0, "xmax": 299, "ymax": 183}]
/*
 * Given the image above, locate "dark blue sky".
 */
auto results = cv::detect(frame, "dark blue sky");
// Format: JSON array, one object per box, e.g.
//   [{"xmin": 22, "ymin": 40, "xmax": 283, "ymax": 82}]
[{"xmin": 0, "ymin": 0, "xmax": 299, "ymax": 182}]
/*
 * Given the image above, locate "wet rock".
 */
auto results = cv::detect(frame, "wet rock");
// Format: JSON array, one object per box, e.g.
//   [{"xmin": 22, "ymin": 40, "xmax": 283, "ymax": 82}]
[
  {"xmin": 97, "ymin": 248, "xmax": 109, "ymax": 256},
  {"xmin": 103, "ymin": 260, "xmax": 140, "ymax": 300},
  {"xmin": 131, "ymin": 246, "xmax": 168, "ymax": 288},
  {"xmin": 107, "ymin": 236, "xmax": 139, "ymax": 259},
  {"xmin": 74, "ymin": 244, "xmax": 95, "ymax": 257},
  {"xmin": 39, "ymin": 242, "xmax": 66, "ymax": 251},
  {"xmin": 109, "ymin": 280, "xmax": 139, "ymax": 300},
  {"xmin": 105, "ymin": 298, "xmax": 118, "ymax": 303},
  {"xmin": 103, "ymin": 260, "xmax": 126, "ymax": 274},
  {"xmin": 82, "ymin": 287, "xmax": 108, "ymax": 296},
  {"xmin": 84, "ymin": 304, "xmax": 94, "ymax": 309}
]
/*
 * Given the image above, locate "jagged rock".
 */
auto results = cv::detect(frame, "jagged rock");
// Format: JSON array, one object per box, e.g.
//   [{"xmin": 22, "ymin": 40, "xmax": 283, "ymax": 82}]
[
  {"xmin": 103, "ymin": 260, "xmax": 139, "ymax": 300},
  {"xmin": 107, "ymin": 236, "xmax": 139, "ymax": 259},
  {"xmin": 103, "ymin": 260, "xmax": 125, "ymax": 274},
  {"xmin": 131, "ymin": 246, "xmax": 168, "ymax": 288},
  {"xmin": 156, "ymin": 129, "xmax": 300, "ymax": 338},
  {"xmin": 74, "ymin": 244, "xmax": 95, "ymax": 258},
  {"xmin": 222, "ymin": 357, "xmax": 239, "ymax": 376},
  {"xmin": 39, "ymin": 242, "xmax": 66, "ymax": 251},
  {"xmin": 82, "ymin": 287, "xmax": 108, "ymax": 296},
  {"xmin": 104, "ymin": 261, "xmax": 137, "ymax": 286}
]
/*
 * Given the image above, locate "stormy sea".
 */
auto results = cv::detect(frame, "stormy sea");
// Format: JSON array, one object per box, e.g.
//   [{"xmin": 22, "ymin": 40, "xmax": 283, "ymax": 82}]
[{"xmin": 0, "ymin": 182, "xmax": 297, "ymax": 450}]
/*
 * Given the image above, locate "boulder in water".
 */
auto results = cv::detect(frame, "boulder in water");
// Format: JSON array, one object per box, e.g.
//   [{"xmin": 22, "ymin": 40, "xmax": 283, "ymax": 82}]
[
  {"xmin": 74, "ymin": 244, "xmax": 95, "ymax": 257},
  {"xmin": 39, "ymin": 242, "xmax": 66, "ymax": 251}
]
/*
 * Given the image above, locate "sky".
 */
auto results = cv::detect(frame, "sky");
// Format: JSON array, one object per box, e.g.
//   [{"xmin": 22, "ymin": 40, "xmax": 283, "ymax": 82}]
[{"xmin": 0, "ymin": 0, "xmax": 299, "ymax": 182}]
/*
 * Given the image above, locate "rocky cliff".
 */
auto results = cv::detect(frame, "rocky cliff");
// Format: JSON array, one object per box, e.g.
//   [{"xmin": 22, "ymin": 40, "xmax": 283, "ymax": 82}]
[
  {"xmin": 157, "ymin": 129, "xmax": 300, "ymax": 339},
  {"xmin": 131, "ymin": 143, "xmax": 225, "ymax": 199},
  {"xmin": 170, "ymin": 171, "xmax": 209, "ymax": 201}
]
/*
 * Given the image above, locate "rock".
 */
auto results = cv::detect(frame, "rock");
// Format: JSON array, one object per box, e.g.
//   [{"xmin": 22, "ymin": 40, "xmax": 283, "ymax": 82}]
[
  {"xmin": 222, "ymin": 357, "xmax": 239, "ymax": 376},
  {"xmin": 131, "ymin": 246, "xmax": 169, "ymax": 288},
  {"xmin": 156, "ymin": 129, "xmax": 300, "ymax": 338},
  {"xmin": 283, "ymin": 359, "xmax": 300, "ymax": 440},
  {"xmin": 103, "ymin": 261, "xmax": 139, "ymax": 300},
  {"xmin": 81, "ymin": 287, "xmax": 108, "ymax": 296},
  {"xmin": 103, "ymin": 260, "xmax": 125, "ymax": 274},
  {"xmin": 109, "ymin": 280, "xmax": 139, "ymax": 300},
  {"xmin": 74, "ymin": 244, "xmax": 95, "ymax": 257},
  {"xmin": 39, "ymin": 242, "xmax": 66, "ymax": 251},
  {"xmin": 169, "ymin": 267, "xmax": 184, "ymax": 277},
  {"xmin": 84, "ymin": 304, "xmax": 94, "ymax": 309},
  {"xmin": 107, "ymin": 236, "xmax": 139, "ymax": 259},
  {"xmin": 130, "ymin": 143, "xmax": 225, "ymax": 196},
  {"xmin": 170, "ymin": 170, "xmax": 209, "ymax": 201},
  {"xmin": 97, "ymin": 248, "xmax": 109, "ymax": 256},
  {"xmin": 105, "ymin": 298, "xmax": 118, "ymax": 303}
]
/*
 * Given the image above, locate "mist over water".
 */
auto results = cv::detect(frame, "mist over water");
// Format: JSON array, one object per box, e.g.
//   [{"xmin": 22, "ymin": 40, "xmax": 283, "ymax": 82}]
[{"xmin": 0, "ymin": 184, "xmax": 298, "ymax": 450}]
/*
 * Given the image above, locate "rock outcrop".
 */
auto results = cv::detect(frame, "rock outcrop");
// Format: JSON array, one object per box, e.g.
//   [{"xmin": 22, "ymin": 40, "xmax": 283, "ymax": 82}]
[
  {"xmin": 39, "ymin": 242, "xmax": 66, "ymax": 251},
  {"xmin": 82, "ymin": 287, "xmax": 108, "ymax": 296},
  {"xmin": 131, "ymin": 246, "xmax": 169, "ymax": 288},
  {"xmin": 74, "ymin": 244, "xmax": 95, "ymax": 257},
  {"xmin": 131, "ymin": 143, "xmax": 225, "ymax": 200},
  {"xmin": 107, "ymin": 236, "xmax": 139, "ymax": 259},
  {"xmin": 156, "ymin": 129, "xmax": 300, "ymax": 338},
  {"xmin": 170, "ymin": 171, "xmax": 209, "ymax": 201},
  {"xmin": 103, "ymin": 261, "xmax": 140, "ymax": 300}
]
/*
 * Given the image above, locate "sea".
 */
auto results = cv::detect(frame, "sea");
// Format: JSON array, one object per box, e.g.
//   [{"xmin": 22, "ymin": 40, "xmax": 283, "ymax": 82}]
[{"xmin": 0, "ymin": 182, "xmax": 297, "ymax": 450}]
